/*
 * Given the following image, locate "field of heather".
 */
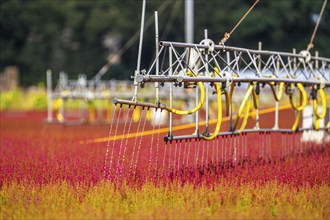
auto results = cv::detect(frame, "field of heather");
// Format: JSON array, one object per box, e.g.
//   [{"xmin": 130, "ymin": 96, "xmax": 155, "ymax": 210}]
[{"xmin": 1, "ymin": 110, "xmax": 329, "ymax": 219}]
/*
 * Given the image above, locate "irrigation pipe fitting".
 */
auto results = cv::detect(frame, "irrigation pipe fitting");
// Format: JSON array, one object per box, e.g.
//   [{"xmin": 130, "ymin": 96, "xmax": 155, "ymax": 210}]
[
  {"xmin": 298, "ymin": 50, "xmax": 312, "ymax": 63},
  {"xmin": 200, "ymin": 39, "xmax": 215, "ymax": 54}
]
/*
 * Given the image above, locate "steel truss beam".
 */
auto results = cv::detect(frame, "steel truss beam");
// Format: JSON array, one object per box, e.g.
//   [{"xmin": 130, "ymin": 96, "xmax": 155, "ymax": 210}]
[{"xmin": 139, "ymin": 41, "xmax": 330, "ymax": 85}]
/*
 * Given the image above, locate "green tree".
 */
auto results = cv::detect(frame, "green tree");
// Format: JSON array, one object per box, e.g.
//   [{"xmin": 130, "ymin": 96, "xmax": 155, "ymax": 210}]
[{"xmin": 0, "ymin": 0, "xmax": 329, "ymax": 87}]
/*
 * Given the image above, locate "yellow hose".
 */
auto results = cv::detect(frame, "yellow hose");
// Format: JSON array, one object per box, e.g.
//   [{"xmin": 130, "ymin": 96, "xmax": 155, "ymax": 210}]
[
  {"xmin": 133, "ymin": 106, "xmax": 141, "ymax": 122},
  {"xmin": 289, "ymin": 83, "xmax": 307, "ymax": 131},
  {"xmin": 165, "ymin": 72, "xmax": 205, "ymax": 115},
  {"xmin": 268, "ymin": 82, "xmax": 285, "ymax": 101},
  {"xmin": 239, "ymin": 85, "xmax": 254, "ymax": 116},
  {"xmin": 313, "ymin": 88, "xmax": 326, "ymax": 119},
  {"xmin": 313, "ymin": 88, "xmax": 327, "ymax": 130},
  {"xmin": 313, "ymin": 113, "xmax": 320, "ymax": 130},
  {"xmin": 288, "ymin": 83, "xmax": 307, "ymax": 131},
  {"xmin": 57, "ymin": 112, "xmax": 64, "ymax": 123},
  {"xmin": 292, "ymin": 110, "xmax": 302, "ymax": 131},
  {"xmin": 289, "ymin": 83, "xmax": 307, "ymax": 111},
  {"xmin": 203, "ymin": 82, "xmax": 222, "ymax": 140},
  {"xmin": 239, "ymin": 97, "xmax": 251, "ymax": 133},
  {"xmin": 54, "ymin": 98, "xmax": 64, "ymax": 123},
  {"xmin": 233, "ymin": 84, "xmax": 254, "ymax": 132}
]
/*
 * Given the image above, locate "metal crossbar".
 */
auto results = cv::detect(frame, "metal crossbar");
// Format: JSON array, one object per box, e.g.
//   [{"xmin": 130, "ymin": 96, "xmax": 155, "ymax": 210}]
[{"xmin": 137, "ymin": 41, "xmax": 330, "ymax": 85}]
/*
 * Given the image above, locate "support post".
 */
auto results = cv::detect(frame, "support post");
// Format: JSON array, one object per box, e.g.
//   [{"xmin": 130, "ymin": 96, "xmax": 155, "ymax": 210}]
[
  {"xmin": 293, "ymin": 48, "xmax": 298, "ymax": 126},
  {"xmin": 293, "ymin": 48, "xmax": 297, "ymax": 77},
  {"xmin": 204, "ymin": 29, "xmax": 209, "ymax": 135},
  {"xmin": 195, "ymin": 81, "xmax": 199, "ymax": 135},
  {"xmin": 169, "ymin": 47, "xmax": 173, "ymax": 137},
  {"xmin": 255, "ymin": 42, "xmax": 261, "ymax": 129},
  {"xmin": 227, "ymin": 51, "xmax": 233, "ymax": 131},
  {"xmin": 155, "ymin": 11, "xmax": 159, "ymax": 103},
  {"xmin": 133, "ymin": 0, "xmax": 146, "ymax": 100},
  {"xmin": 58, "ymin": 72, "xmax": 65, "ymax": 123},
  {"xmin": 185, "ymin": 0, "xmax": 194, "ymax": 43},
  {"xmin": 46, "ymin": 70, "xmax": 53, "ymax": 122},
  {"xmin": 273, "ymin": 56, "xmax": 280, "ymax": 130}
]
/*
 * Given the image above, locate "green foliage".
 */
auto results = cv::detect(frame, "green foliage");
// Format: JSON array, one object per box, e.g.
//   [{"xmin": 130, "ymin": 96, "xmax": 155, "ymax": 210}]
[
  {"xmin": 0, "ymin": 88, "xmax": 21, "ymax": 110},
  {"xmin": 32, "ymin": 84, "xmax": 48, "ymax": 110},
  {"xmin": 0, "ymin": 86, "xmax": 47, "ymax": 111},
  {"xmin": 0, "ymin": 0, "xmax": 329, "ymax": 87}
]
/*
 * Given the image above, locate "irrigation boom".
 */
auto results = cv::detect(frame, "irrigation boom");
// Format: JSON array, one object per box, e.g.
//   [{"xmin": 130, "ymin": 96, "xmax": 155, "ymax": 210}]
[{"xmin": 113, "ymin": 36, "xmax": 330, "ymax": 142}]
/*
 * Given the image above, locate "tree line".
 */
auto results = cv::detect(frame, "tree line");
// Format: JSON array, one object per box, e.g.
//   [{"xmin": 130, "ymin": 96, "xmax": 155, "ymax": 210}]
[{"xmin": 1, "ymin": 0, "xmax": 329, "ymax": 87}]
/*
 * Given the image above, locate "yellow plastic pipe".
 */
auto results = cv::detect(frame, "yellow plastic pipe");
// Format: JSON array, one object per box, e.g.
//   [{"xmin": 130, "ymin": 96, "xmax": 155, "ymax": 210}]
[
  {"xmin": 54, "ymin": 98, "xmax": 64, "ymax": 123},
  {"xmin": 289, "ymin": 83, "xmax": 307, "ymax": 111},
  {"xmin": 268, "ymin": 82, "xmax": 285, "ymax": 101},
  {"xmin": 203, "ymin": 82, "xmax": 222, "ymax": 140},
  {"xmin": 233, "ymin": 84, "xmax": 254, "ymax": 131},
  {"xmin": 314, "ymin": 113, "xmax": 320, "ymax": 130},
  {"xmin": 288, "ymin": 83, "xmax": 307, "ymax": 131},
  {"xmin": 133, "ymin": 106, "xmax": 141, "ymax": 122},
  {"xmin": 292, "ymin": 110, "xmax": 302, "ymax": 131},
  {"xmin": 239, "ymin": 96, "xmax": 251, "ymax": 133},
  {"xmin": 313, "ymin": 88, "xmax": 327, "ymax": 130},
  {"xmin": 165, "ymin": 72, "xmax": 205, "ymax": 115},
  {"xmin": 57, "ymin": 113, "xmax": 64, "ymax": 123},
  {"xmin": 313, "ymin": 88, "xmax": 327, "ymax": 119},
  {"xmin": 238, "ymin": 84, "xmax": 254, "ymax": 117}
]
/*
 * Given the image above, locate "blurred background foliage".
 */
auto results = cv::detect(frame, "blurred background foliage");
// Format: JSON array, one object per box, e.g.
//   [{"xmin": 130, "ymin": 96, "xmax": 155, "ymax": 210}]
[
  {"xmin": 0, "ymin": 84, "xmax": 47, "ymax": 111},
  {"xmin": 0, "ymin": 0, "xmax": 329, "ymax": 87}
]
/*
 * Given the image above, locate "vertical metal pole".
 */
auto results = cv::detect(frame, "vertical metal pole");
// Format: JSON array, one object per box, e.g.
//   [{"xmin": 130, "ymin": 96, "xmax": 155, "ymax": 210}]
[
  {"xmin": 185, "ymin": 0, "xmax": 194, "ymax": 43},
  {"xmin": 155, "ymin": 11, "xmax": 159, "ymax": 103},
  {"xmin": 195, "ymin": 84, "xmax": 199, "ymax": 135},
  {"xmin": 169, "ymin": 47, "xmax": 173, "ymax": 136},
  {"xmin": 227, "ymin": 51, "xmax": 233, "ymax": 131},
  {"xmin": 255, "ymin": 42, "xmax": 261, "ymax": 129},
  {"xmin": 185, "ymin": 0, "xmax": 196, "ymax": 133},
  {"xmin": 204, "ymin": 29, "xmax": 209, "ymax": 135},
  {"xmin": 293, "ymin": 48, "xmax": 298, "ymax": 125},
  {"xmin": 133, "ymin": 0, "xmax": 146, "ymax": 100},
  {"xmin": 273, "ymin": 58, "xmax": 280, "ymax": 130},
  {"xmin": 315, "ymin": 51, "xmax": 319, "ymax": 69},
  {"xmin": 46, "ymin": 70, "xmax": 53, "ymax": 122},
  {"xmin": 59, "ymin": 72, "xmax": 65, "ymax": 123},
  {"xmin": 184, "ymin": 0, "xmax": 194, "ymax": 129},
  {"xmin": 293, "ymin": 48, "xmax": 297, "ymax": 77}
]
